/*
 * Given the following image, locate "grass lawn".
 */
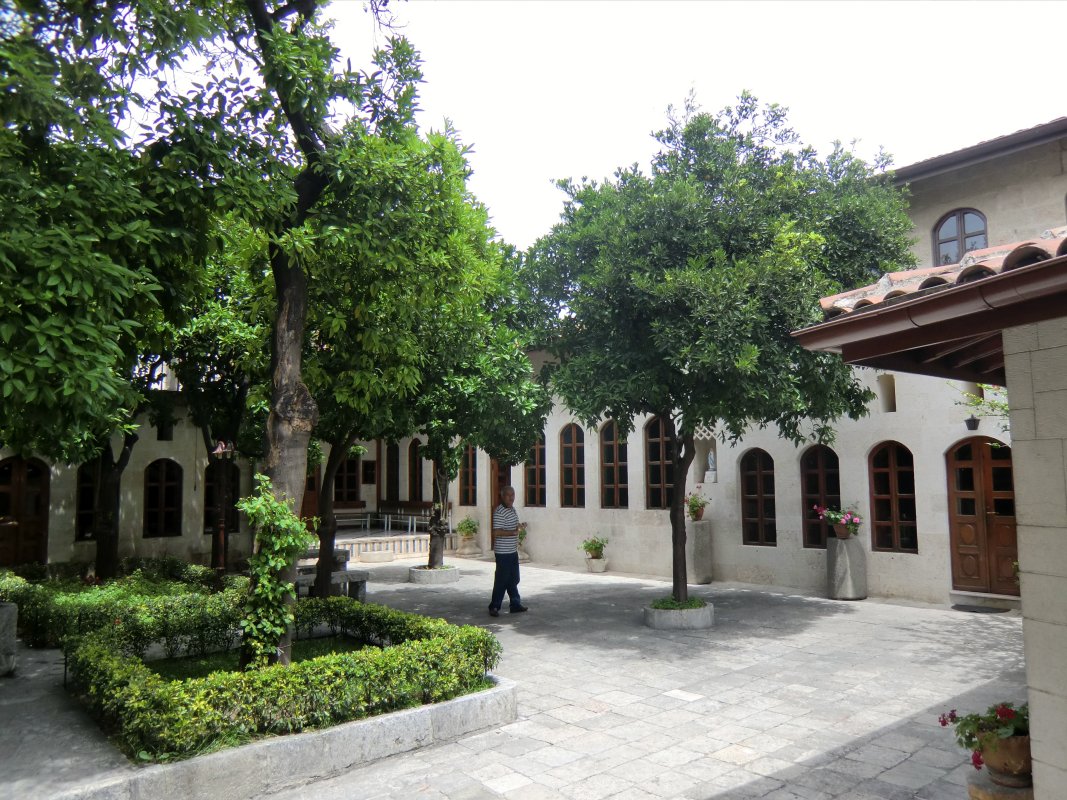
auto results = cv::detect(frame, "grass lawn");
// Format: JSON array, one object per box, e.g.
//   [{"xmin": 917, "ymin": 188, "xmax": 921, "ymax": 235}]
[{"xmin": 148, "ymin": 636, "xmax": 366, "ymax": 680}]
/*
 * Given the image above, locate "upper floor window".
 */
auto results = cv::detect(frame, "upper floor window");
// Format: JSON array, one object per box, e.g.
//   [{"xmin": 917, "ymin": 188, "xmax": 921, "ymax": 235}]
[
  {"xmin": 525, "ymin": 435, "xmax": 546, "ymax": 507},
  {"xmin": 869, "ymin": 441, "xmax": 918, "ymax": 553},
  {"xmin": 741, "ymin": 449, "xmax": 776, "ymax": 546},
  {"xmin": 645, "ymin": 416, "xmax": 674, "ymax": 510},
  {"xmin": 801, "ymin": 446, "xmax": 839, "ymax": 549},
  {"xmin": 458, "ymin": 445, "xmax": 477, "ymax": 506},
  {"xmin": 600, "ymin": 420, "xmax": 628, "ymax": 509},
  {"xmin": 143, "ymin": 459, "xmax": 182, "ymax": 538},
  {"xmin": 934, "ymin": 209, "xmax": 987, "ymax": 266}
]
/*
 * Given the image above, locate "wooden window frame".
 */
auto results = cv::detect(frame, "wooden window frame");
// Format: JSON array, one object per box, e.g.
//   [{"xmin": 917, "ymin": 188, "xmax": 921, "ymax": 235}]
[
  {"xmin": 741, "ymin": 449, "xmax": 776, "ymax": 546},
  {"xmin": 75, "ymin": 461, "xmax": 98, "ymax": 541},
  {"xmin": 933, "ymin": 208, "xmax": 987, "ymax": 266},
  {"xmin": 458, "ymin": 445, "xmax": 477, "ymax": 507},
  {"xmin": 800, "ymin": 445, "xmax": 840, "ymax": 549},
  {"xmin": 869, "ymin": 441, "xmax": 918, "ymax": 553},
  {"xmin": 334, "ymin": 454, "xmax": 362, "ymax": 506},
  {"xmin": 143, "ymin": 459, "xmax": 183, "ymax": 538},
  {"xmin": 645, "ymin": 416, "xmax": 674, "ymax": 510},
  {"xmin": 525, "ymin": 436, "xmax": 546, "ymax": 507},
  {"xmin": 600, "ymin": 420, "xmax": 628, "ymax": 509},
  {"xmin": 203, "ymin": 461, "xmax": 240, "ymax": 535},
  {"xmin": 559, "ymin": 423, "xmax": 586, "ymax": 508},
  {"xmin": 408, "ymin": 439, "xmax": 423, "ymax": 502}
]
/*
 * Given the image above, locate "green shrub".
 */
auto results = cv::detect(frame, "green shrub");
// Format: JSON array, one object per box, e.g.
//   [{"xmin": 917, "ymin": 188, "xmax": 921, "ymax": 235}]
[
  {"xmin": 649, "ymin": 596, "xmax": 707, "ymax": 610},
  {"xmin": 0, "ymin": 569, "xmax": 248, "ymax": 651},
  {"xmin": 68, "ymin": 598, "xmax": 502, "ymax": 760}
]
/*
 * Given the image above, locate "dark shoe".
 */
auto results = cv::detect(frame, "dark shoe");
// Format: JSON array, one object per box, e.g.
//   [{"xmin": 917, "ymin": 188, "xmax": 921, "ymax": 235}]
[
  {"xmin": 488, "ymin": 607, "xmax": 499, "ymax": 617},
  {"xmin": 510, "ymin": 605, "xmax": 528, "ymax": 613}
]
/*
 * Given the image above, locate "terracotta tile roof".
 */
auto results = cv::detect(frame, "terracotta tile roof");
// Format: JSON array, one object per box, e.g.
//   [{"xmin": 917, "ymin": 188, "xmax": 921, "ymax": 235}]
[{"xmin": 821, "ymin": 226, "xmax": 1067, "ymax": 320}]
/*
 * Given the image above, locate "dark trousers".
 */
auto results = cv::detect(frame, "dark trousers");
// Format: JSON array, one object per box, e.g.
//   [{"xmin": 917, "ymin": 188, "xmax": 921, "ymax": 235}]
[{"xmin": 490, "ymin": 552, "xmax": 521, "ymax": 610}]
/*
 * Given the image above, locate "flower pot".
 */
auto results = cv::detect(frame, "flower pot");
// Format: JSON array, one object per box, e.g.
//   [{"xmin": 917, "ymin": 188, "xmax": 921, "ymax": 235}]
[
  {"xmin": 586, "ymin": 557, "xmax": 607, "ymax": 573},
  {"xmin": 982, "ymin": 734, "xmax": 1032, "ymax": 787},
  {"xmin": 456, "ymin": 536, "xmax": 481, "ymax": 557},
  {"xmin": 832, "ymin": 523, "xmax": 852, "ymax": 540},
  {"xmin": 690, "ymin": 506, "xmax": 705, "ymax": 521}
]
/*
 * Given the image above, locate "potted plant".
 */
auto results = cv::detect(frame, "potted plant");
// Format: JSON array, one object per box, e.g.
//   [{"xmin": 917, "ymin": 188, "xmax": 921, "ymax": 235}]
[
  {"xmin": 455, "ymin": 516, "xmax": 481, "ymax": 556},
  {"xmin": 685, "ymin": 492, "xmax": 709, "ymax": 521},
  {"xmin": 813, "ymin": 505, "xmax": 862, "ymax": 539},
  {"xmin": 517, "ymin": 527, "xmax": 530, "ymax": 562},
  {"xmin": 939, "ymin": 702, "xmax": 1031, "ymax": 787},
  {"xmin": 579, "ymin": 536, "xmax": 608, "ymax": 572}
]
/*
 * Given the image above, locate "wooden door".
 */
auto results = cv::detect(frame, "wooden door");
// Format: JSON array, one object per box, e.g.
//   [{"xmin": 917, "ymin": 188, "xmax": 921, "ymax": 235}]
[
  {"xmin": 385, "ymin": 442, "xmax": 400, "ymax": 503},
  {"xmin": 300, "ymin": 467, "xmax": 320, "ymax": 520},
  {"xmin": 491, "ymin": 459, "xmax": 511, "ymax": 509},
  {"xmin": 947, "ymin": 438, "xmax": 1018, "ymax": 596},
  {"xmin": 0, "ymin": 457, "xmax": 50, "ymax": 566}
]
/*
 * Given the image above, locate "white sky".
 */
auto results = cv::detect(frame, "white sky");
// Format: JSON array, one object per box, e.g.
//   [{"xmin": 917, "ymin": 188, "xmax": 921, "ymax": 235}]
[{"xmin": 326, "ymin": 0, "xmax": 1067, "ymax": 249}]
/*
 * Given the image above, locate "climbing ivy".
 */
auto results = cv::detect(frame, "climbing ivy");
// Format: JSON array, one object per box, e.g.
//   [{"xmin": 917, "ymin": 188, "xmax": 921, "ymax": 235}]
[{"xmin": 237, "ymin": 475, "xmax": 314, "ymax": 668}]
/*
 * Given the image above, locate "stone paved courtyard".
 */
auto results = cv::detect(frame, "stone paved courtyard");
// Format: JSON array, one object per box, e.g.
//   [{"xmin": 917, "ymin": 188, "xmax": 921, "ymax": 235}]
[
  {"xmin": 0, "ymin": 560, "xmax": 1025, "ymax": 800},
  {"xmin": 274, "ymin": 559, "xmax": 1025, "ymax": 800}
]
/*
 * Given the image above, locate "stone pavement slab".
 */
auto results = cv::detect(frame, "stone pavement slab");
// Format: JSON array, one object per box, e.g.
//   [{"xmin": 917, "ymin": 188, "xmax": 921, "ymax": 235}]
[
  {"xmin": 1, "ymin": 559, "xmax": 1025, "ymax": 799},
  {"xmin": 269, "ymin": 559, "xmax": 1024, "ymax": 800}
]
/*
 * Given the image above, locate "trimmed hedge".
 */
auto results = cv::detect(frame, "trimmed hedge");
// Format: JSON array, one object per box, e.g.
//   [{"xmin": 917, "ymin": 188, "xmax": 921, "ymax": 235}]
[
  {"xmin": 0, "ymin": 569, "xmax": 247, "ymax": 652},
  {"xmin": 68, "ymin": 597, "xmax": 501, "ymax": 761}
]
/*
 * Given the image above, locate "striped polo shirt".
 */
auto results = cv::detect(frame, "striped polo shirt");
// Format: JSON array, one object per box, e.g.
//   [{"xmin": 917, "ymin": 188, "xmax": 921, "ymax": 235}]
[{"xmin": 492, "ymin": 504, "xmax": 520, "ymax": 554}]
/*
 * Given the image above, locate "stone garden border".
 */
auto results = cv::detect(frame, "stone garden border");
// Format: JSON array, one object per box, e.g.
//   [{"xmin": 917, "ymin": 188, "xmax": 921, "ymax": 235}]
[{"xmin": 54, "ymin": 676, "xmax": 517, "ymax": 800}]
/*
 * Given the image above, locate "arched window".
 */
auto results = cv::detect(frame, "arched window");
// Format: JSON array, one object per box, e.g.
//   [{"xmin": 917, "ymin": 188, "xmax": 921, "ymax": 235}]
[
  {"xmin": 408, "ymin": 439, "xmax": 423, "ymax": 502},
  {"xmin": 741, "ymin": 449, "xmax": 776, "ymax": 546},
  {"xmin": 525, "ymin": 435, "xmax": 546, "ymax": 507},
  {"xmin": 203, "ymin": 461, "xmax": 240, "ymax": 536},
  {"xmin": 143, "ymin": 459, "xmax": 182, "ymax": 538},
  {"xmin": 645, "ymin": 416, "xmax": 674, "ymax": 510},
  {"xmin": 458, "ymin": 445, "xmax": 477, "ymax": 506},
  {"xmin": 560, "ymin": 424, "xmax": 586, "ymax": 508},
  {"xmin": 600, "ymin": 420, "xmax": 628, "ymax": 509},
  {"xmin": 76, "ymin": 461, "xmax": 99, "ymax": 541},
  {"xmin": 333, "ymin": 454, "xmax": 361, "ymax": 505},
  {"xmin": 934, "ymin": 209, "xmax": 987, "ymax": 265},
  {"xmin": 869, "ymin": 441, "xmax": 918, "ymax": 553},
  {"xmin": 801, "ymin": 446, "xmax": 840, "ymax": 549}
]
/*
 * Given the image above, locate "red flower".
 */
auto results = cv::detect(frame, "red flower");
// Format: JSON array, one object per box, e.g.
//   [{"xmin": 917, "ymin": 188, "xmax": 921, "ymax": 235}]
[
  {"xmin": 971, "ymin": 750, "xmax": 984, "ymax": 770},
  {"xmin": 995, "ymin": 705, "xmax": 1016, "ymax": 721}
]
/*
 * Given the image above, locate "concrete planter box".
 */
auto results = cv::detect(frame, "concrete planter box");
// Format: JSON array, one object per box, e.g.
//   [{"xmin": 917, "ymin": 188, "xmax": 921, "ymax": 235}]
[
  {"xmin": 827, "ymin": 536, "xmax": 867, "ymax": 600},
  {"xmin": 0, "ymin": 602, "xmax": 16, "ymax": 676},
  {"xmin": 643, "ymin": 603, "xmax": 714, "ymax": 630},
  {"xmin": 586, "ymin": 558, "xmax": 607, "ymax": 573},
  {"xmin": 55, "ymin": 677, "xmax": 517, "ymax": 800},
  {"xmin": 409, "ymin": 565, "xmax": 461, "ymax": 584},
  {"xmin": 455, "ymin": 537, "xmax": 482, "ymax": 557}
]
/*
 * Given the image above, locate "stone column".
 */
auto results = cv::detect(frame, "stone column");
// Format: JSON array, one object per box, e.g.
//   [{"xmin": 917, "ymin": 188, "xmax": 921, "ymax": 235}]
[
  {"xmin": 826, "ymin": 537, "xmax": 867, "ymax": 600},
  {"xmin": 0, "ymin": 602, "xmax": 16, "ymax": 676},
  {"xmin": 1003, "ymin": 321, "xmax": 1067, "ymax": 798}
]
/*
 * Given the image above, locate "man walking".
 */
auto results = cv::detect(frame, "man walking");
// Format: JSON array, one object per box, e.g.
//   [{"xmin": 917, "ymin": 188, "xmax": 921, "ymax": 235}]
[{"xmin": 489, "ymin": 486, "xmax": 528, "ymax": 617}]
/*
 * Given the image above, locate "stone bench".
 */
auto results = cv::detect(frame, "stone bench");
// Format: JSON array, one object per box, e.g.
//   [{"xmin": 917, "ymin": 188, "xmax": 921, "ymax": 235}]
[{"xmin": 295, "ymin": 568, "xmax": 368, "ymax": 602}]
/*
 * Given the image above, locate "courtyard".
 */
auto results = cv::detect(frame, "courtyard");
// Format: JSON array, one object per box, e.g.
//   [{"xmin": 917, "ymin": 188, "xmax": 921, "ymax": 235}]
[{"xmin": 3, "ymin": 559, "xmax": 1018, "ymax": 800}]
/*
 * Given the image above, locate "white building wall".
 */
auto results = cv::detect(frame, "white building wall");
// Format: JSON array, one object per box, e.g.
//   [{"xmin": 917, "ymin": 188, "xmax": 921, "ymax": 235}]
[
  {"xmin": 1003, "ymin": 318, "xmax": 1067, "ymax": 797},
  {"xmin": 904, "ymin": 137, "xmax": 1067, "ymax": 267}
]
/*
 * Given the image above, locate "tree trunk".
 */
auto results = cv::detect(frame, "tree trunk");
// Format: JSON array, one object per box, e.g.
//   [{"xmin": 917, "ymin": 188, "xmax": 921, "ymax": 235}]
[
  {"xmin": 427, "ymin": 456, "xmax": 449, "ymax": 569},
  {"xmin": 314, "ymin": 432, "xmax": 355, "ymax": 597},
  {"xmin": 666, "ymin": 420, "xmax": 696, "ymax": 603},
  {"xmin": 93, "ymin": 431, "xmax": 138, "ymax": 581}
]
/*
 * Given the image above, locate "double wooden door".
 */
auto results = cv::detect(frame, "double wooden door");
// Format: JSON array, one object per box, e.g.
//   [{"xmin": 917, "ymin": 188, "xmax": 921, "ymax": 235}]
[
  {"xmin": 947, "ymin": 438, "xmax": 1018, "ymax": 596},
  {"xmin": 0, "ymin": 457, "xmax": 50, "ymax": 566}
]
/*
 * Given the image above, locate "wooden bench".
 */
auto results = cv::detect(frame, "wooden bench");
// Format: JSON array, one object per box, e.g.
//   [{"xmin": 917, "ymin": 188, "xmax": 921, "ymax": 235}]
[{"xmin": 295, "ymin": 568, "xmax": 368, "ymax": 601}]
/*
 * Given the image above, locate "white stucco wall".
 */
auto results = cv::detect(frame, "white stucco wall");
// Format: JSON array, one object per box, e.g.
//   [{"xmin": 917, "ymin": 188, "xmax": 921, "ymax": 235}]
[{"xmin": 1003, "ymin": 318, "xmax": 1067, "ymax": 797}]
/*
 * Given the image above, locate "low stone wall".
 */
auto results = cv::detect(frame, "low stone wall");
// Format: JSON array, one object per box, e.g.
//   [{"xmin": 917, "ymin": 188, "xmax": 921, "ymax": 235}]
[{"xmin": 54, "ymin": 677, "xmax": 517, "ymax": 800}]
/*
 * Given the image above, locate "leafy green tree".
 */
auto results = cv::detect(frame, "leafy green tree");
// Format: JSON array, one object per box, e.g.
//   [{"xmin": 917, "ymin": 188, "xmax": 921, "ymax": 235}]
[{"xmin": 525, "ymin": 94, "xmax": 914, "ymax": 601}]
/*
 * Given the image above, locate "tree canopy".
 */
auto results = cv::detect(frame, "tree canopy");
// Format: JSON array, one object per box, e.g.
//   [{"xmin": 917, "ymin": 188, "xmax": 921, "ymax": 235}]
[{"xmin": 524, "ymin": 94, "xmax": 915, "ymax": 599}]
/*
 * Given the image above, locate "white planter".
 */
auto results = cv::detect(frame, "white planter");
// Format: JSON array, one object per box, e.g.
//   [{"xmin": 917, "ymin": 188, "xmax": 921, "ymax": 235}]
[
  {"xmin": 409, "ymin": 565, "xmax": 461, "ymax": 584},
  {"xmin": 455, "ymin": 537, "xmax": 482, "ymax": 557},
  {"xmin": 586, "ymin": 557, "xmax": 608, "ymax": 573},
  {"xmin": 643, "ymin": 603, "xmax": 714, "ymax": 630}
]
